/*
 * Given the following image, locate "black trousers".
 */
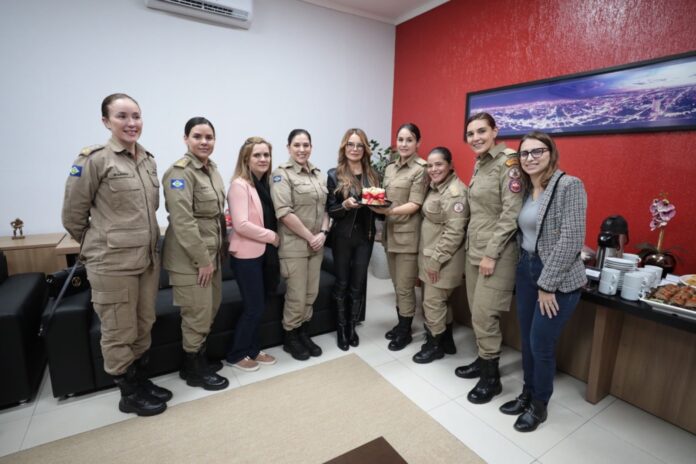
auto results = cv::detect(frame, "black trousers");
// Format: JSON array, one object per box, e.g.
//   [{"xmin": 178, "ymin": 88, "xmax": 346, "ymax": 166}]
[{"xmin": 332, "ymin": 233, "xmax": 373, "ymax": 317}]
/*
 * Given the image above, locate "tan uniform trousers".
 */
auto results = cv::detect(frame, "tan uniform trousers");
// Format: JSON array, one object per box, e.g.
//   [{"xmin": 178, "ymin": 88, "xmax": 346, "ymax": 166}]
[
  {"xmin": 280, "ymin": 252, "xmax": 323, "ymax": 331},
  {"xmin": 465, "ymin": 247, "xmax": 517, "ymax": 360},
  {"xmin": 88, "ymin": 263, "xmax": 159, "ymax": 376},
  {"xmin": 387, "ymin": 252, "xmax": 418, "ymax": 317},
  {"xmin": 170, "ymin": 268, "xmax": 222, "ymax": 353},
  {"xmin": 422, "ymin": 284, "xmax": 455, "ymax": 336}
]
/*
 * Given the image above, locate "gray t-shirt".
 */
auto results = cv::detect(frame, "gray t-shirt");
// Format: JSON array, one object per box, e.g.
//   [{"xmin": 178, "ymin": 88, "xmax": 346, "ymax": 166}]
[{"xmin": 518, "ymin": 195, "xmax": 539, "ymax": 253}]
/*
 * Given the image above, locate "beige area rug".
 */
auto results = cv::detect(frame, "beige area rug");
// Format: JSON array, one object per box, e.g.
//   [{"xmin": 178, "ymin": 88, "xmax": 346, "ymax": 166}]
[{"xmin": 2, "ymin": 355, "xmax": 483, "ymax": 464}]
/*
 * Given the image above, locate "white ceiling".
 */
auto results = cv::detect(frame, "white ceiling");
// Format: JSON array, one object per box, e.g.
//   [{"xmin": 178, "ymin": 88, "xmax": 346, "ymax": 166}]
[{"xmin": 300, "ymin": 0, "xmax": 449, "ymax": 25}]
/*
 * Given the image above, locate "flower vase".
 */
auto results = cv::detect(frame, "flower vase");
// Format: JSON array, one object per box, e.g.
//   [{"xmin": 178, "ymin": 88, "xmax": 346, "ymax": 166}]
[{"xmin": 643, "ymin": 228, "xmax": 676, "ymax": 277}]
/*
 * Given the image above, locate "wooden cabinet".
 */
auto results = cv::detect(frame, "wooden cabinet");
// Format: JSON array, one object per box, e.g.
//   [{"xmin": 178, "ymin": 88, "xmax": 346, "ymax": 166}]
[{"xmin": 0, "ymin": 233, "xmax": 66, "ymax": 275}]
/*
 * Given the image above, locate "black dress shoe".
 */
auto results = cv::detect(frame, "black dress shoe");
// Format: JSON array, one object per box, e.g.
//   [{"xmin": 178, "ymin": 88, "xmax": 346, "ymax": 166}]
[
  {"xmin": 467, "ymin": 358, "xmax": 502, "ymax": 404},
  {"xmin": 514, "ymin": 399, "xmax": 547, "ymax": 432},
  {"xmin": 500, "ymin": 390, "xmax": 531, "ymax": 415},
  {"xmin": 455, "ymin": 357, "xmax": 481, "ymax": 379}
]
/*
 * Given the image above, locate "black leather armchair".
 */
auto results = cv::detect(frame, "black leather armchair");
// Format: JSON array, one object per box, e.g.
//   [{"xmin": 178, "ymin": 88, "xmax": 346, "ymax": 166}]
[{"xmin": 0, "ymin": 252, "xmax": 49, "ymax": 408}]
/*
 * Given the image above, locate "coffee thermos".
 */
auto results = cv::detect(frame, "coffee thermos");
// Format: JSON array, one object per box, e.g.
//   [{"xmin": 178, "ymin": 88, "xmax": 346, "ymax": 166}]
[{"xmin": 596, "ymin": 215, "xmax": 629, "ymax": 269}]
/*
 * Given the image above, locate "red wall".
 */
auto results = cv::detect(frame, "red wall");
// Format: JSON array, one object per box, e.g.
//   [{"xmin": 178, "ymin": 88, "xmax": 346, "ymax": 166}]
[{"xmin": 392, "ymin": 0, "xmax": 696, "ymax": 272}]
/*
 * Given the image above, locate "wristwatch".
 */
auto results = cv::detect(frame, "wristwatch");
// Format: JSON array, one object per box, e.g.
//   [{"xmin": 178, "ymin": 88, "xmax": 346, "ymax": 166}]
[{"xmin": 320, "ymin": 229, "xmax": 329, "ymax": 236}]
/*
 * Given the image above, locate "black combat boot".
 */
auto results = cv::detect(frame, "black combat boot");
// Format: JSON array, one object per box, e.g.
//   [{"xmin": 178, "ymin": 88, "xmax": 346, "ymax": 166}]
[
  {"xmin": 500, "ymin": 389, "xmax": 532, "ymax": 415},
  {"xmin": 335, "ymin": 296, "xmax": 349, "ymax": 351},
  {"xmin": 454, "ymin": 356, "xmax": 482, "ymax": 379},
  {"xmin": 134, "ymin": 354, "xmax": 173, "ymax": 402},
  {"xmin": 180, "ymin": 350, "xmax": 229, "ymax": 391},
  {"xmin": 298, "ymin": 323, "xmax": 322, "ymax": 357},
  {"xmin": 412, "ymin": 328, "xmax": 445, "ymax": 364},
  {"xmin": 442, "ymin": 323, "xmax": 456, "ymax": 355},
  {"xmin": 201, "ymin": 342, "xmax": 223, "ymax": 373},
  {"xmin": 388, "ymin": 315, "xmax": 413, "ymax": 351},
  {"xmin": 113, "ymin": 364, "xmax": 167, "ymax": 416},
  {"xmin": 514, "ymin": 399, "xmax": 548, "ymax": 432},
  {"xmin": 348, "ymin": 297, "xmax": 362, "ymax": 347},
  {"xmin": 385, "ymin": 306, "xmax": 400, "ymax": 340},
  {"xmin": 283, "ymin": 328, "xmax": 310, "ymax": 360},
  {"xmin": 467, "ymin": 358, "xmax": 502, "ymax": 404}
]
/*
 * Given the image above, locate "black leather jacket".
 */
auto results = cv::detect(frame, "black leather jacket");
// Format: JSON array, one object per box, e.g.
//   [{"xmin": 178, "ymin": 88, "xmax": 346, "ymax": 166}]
[{"xmin": 326, "ymin": 168, "xmax": 379, "ymax": 242}]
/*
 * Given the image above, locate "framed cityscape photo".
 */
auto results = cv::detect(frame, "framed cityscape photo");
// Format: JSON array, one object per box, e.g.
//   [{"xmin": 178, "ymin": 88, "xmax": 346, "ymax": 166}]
[{"xmin": 465, "ymin": 51, "xmax": 696, "ymax": 138}]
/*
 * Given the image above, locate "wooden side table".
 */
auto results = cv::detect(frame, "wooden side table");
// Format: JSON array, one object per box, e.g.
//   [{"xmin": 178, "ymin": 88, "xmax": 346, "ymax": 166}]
[{"xmin": 0, "ymin": 233, "xmax": 66, "ymax": 275}]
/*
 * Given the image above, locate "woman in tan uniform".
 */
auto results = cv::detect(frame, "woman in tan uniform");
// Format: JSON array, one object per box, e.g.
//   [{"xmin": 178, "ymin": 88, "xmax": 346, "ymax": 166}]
[
  {"xmin": 162, "ymin": 117, "xmax": 229, "ymax": 391},
  {"xmin": 62, "ymin": 93, "xmax": 170, "ymax": 416},
  {"xmin": 270, "ymin": 129, "xmax": 329, "ymax": 361},
  {"xmin": 376, "ymin": 123, "xmax": 427, "ymax": 351},
  {"xmin": 455, "ymin": 112, "xmax": 523, "ymax": 404},
  {"xmin": 413, "ymin": 147, "xmax": 469, "ymax": 364}
]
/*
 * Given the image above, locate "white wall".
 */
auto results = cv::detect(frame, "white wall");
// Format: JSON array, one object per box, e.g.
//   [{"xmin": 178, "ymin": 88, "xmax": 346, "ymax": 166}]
[{"xmin": 0, "ymin": 0, "xmax": 395, "ymax": 234}]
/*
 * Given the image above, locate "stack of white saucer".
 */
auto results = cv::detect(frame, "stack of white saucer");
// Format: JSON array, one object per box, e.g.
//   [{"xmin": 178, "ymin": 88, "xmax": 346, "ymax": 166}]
[{"xmin": 604, "ymin": 256, "xmax": 638, "ymax": 289}]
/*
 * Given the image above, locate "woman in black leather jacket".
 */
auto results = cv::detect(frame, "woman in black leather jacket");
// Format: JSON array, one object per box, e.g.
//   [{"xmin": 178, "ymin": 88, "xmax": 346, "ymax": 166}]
[{"xmin": 327, "ymin": 128, "xmax": 380, "ymax": 350}]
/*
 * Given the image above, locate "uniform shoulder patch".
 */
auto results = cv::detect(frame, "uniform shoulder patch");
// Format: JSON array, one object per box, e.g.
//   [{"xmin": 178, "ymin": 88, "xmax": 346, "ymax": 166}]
[
  {"xmin": 453, "ymin": 202, "xmax": 465, "ymax": 213},
  {"xmin": 173, "ymin": 157, "xmax": 190, "ymax": 168},
  {"xmin": 508, "ymin": 179, "xmax": 522, "ymax": 193},
  {"xmin": 170, "ymin": 178, "xmax": 186, "ymax": 190},
  {"xmin": 272, "ymin": 175, "xmax": 283, "ymax": 183},
  {"xmin": 69, "ymin": 165, "xmax": 82, "ymax": 177},
  {"xmin": 79, "ymin": 145, "xmax": 104, "ymax": 157},
  {"xmin": 505, "ymin": 157, "xmax": 519, "ymax": 167}
]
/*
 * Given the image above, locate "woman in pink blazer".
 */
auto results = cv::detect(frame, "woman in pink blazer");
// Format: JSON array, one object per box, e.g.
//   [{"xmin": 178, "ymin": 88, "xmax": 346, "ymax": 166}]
[{"xmin": 225, "ymin": 137, "xmax": 280, "ymax": 371}]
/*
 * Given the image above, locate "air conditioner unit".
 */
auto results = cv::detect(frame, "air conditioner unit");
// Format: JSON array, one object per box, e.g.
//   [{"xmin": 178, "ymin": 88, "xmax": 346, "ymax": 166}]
[{"xmin": 145, "ymin": 0, "xmax": 253, "ymax": 29}]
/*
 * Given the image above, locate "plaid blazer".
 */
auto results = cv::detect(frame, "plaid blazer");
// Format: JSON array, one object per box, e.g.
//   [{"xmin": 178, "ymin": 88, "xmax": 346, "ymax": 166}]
[{"xmin": 527, "ymin": 170, "xmax": 588, "ymax": 293}]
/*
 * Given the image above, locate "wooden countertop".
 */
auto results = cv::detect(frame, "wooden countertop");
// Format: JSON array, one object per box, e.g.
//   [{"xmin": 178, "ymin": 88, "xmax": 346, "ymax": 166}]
[{"xmin": 0, "ymin": 233, "xmax": 65, "ymax": 251}]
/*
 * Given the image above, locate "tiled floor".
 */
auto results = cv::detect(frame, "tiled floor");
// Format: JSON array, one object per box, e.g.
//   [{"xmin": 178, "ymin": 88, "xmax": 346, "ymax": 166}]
[{"xmin": 1, "ymin": 276, "xmax": 695, "ymax": 463}]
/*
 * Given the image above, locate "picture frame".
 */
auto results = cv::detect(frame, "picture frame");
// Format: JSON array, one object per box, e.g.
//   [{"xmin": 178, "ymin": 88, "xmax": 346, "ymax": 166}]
[{"xmin": 465, "ymin": 51, "xmax": 696, "ymax": 138}]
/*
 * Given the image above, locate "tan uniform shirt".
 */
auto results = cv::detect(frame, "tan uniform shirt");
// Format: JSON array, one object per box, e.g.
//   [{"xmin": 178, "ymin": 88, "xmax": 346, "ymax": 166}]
[
  {"xmin": 62, "ymin": 137, "xmax": 160, "ymax": 275},
  {"xmin": 161, "ymin": 152, "xmax": 226, "ymax": 275},
  {"xmin": 466, "ymin": 143, "xmax": 523, "ymax": 265},
  {"xmin": 271, "ymin": 158, "xmax": 328, "ymax": 258},
  {"xmin": 419, "ymin": 173, "xmax": 469, "ymax": 289},
  {"xmin": 383, "ymin": 155, "xmax": 427, "ymax": 254}
]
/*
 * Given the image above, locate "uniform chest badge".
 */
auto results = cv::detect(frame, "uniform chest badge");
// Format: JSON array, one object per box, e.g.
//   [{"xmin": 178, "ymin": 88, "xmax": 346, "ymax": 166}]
[
  {"xmin": 508, "ymin": 179, "xmax": 522, "ymax": 193},
  {"xmin": 273, "ymin": 175, "xmax": 282, "ymax": 183},
  {"xmin": 453, "ymin": 202, "xmax": 465, "ymax": 213},
  {"xmin": 508, "ymin": 167, "xmax": 521, "ymax": 179},
  {"xmin": 170, "ymin": 179, "xmax": 185, "ymax": 190},
  {"xmin": 69, "ymin": 165, "xmax": 82, "ymax": 177}
]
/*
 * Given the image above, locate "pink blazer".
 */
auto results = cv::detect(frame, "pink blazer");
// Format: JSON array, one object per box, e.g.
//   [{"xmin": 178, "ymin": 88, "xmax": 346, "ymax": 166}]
[{"xmin": 227, "ymin": 177, "xmax": 278, "ymax": 259}]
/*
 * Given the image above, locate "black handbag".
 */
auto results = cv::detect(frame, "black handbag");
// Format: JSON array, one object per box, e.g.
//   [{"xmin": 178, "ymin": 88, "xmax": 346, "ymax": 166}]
[
  {"xmin": 46, "ymin": 263, "xmax": 89, "ymax": 298},
  {"xmin": 39, "ymin": 260, "xmax": 88, "ymax": 338}
]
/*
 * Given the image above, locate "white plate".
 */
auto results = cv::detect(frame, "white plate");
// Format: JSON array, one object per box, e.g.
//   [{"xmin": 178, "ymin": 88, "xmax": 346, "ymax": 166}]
[
  {"xmin": 640, "ymin": 297, "xmax": 696, "ymax": 322},
  {"xmin": 605, "ymin": 257, "xmax": 635, "ymax": 266},
  {"xmin": 679, "ymin": 274, "xmax": 696, "ymax": 288}
]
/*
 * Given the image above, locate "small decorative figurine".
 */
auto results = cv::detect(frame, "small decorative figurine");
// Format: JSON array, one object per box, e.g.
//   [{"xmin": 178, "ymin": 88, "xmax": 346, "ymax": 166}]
[{"xmin": 10, "ymin": 218, "xmax": 25, "ymax": 239}]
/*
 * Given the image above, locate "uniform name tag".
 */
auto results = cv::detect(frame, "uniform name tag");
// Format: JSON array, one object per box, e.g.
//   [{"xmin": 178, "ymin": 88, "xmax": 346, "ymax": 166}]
[
  {"xmin": 170, "ymin": 179, "xmax": 185, "ymax": 189},
  {"xmin": 69, "ymin": 165, "xmax": 82, "ymax": 177}
]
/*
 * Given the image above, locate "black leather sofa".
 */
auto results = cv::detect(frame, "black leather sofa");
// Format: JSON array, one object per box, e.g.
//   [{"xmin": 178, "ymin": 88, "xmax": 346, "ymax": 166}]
[
  {"xmin": 0, "ymin": 252, "xmax": 49, "ymax": 408},
  {"xmin": 44, "ymin": 248, "xmax": 338, "ymax": 398}
]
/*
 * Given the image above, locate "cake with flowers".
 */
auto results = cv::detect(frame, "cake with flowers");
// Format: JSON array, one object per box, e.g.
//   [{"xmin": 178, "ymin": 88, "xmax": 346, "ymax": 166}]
[{"xmin": 361, "ymin": 187, "xmax": 387, "ymax": 205}]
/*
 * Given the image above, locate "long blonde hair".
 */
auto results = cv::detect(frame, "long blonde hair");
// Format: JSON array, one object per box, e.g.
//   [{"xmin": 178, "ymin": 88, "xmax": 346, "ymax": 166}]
[
  {"xmin": 232, "ymin": 136, "xmax": 273, "ymax": 185},
  {"xmin": 334, "ymin": 128, "xmax": 379, "ymax": 197}
]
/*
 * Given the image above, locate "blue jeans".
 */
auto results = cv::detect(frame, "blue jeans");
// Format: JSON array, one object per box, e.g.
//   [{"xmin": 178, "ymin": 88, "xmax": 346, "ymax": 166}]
[
  {"xmin": 516, "ymin": 249, "xmax": 580, "ymax": 403},
  {"xmin": 226, "ymin": 255, "xmax": 265, "ymax": 363}
]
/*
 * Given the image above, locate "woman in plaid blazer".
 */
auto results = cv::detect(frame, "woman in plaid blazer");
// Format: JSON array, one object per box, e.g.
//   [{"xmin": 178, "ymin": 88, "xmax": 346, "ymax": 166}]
[{"xmin": 499, "ymin": 131, "xmax": 587, "ymax": 432}]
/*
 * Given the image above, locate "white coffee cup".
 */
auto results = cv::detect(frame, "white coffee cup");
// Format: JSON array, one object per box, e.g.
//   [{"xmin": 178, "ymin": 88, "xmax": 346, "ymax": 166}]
[
  {"xmin": 642, "ymin": 265, "xmax": 664, "ymax": 287},
  {"xmin": 623, "ymin": 271, "xmax": 651, "ymax": 294},
  {"xmin": 620, "ymin": 284, "xmax": 642, "ymax": 300},
  {"xmin": 599, "ymin": 279, "xmax": 618, "ymax": 295},
  {"xmin": 622, "ymin": 253, "xmax": 641, "ymax": 265}
]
